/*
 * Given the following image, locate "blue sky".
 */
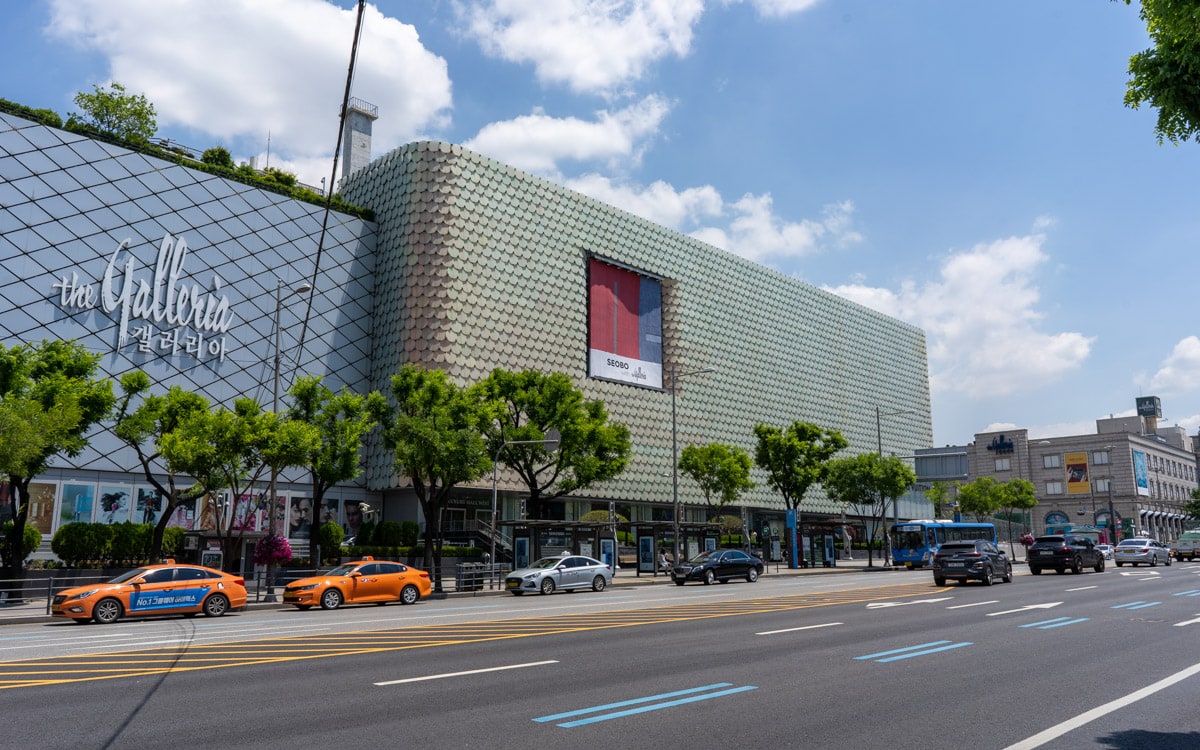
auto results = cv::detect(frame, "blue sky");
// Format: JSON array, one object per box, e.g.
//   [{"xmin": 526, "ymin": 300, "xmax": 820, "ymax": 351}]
[{"xmin": 3, "ymin": 0, "xmax": 1199, "ymax": 448}]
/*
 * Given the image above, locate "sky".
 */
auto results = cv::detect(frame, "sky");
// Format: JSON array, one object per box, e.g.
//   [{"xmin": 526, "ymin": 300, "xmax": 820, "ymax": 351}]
[{"xmin": 3, "ymin": 0, "xmax": 1199, "ymax": 449}]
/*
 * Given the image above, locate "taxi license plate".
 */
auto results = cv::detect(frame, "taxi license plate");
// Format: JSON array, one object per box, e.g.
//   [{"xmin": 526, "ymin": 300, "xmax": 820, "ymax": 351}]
[{"xmin": 505, "ymin": 580, "xmax": 519, "ymax": 589}]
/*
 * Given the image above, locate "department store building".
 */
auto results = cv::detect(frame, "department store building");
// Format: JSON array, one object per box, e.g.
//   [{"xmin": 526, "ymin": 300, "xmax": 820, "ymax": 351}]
[{"xmin": 0, "ymin": 108, "xmax": 933, "ymax": 559}]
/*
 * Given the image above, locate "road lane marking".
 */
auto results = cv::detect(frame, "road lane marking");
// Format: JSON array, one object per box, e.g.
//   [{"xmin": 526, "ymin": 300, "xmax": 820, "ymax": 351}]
[
  {"xmin": 534, "ymin": 683, "xmax": 758, "ymax": 727},
  {"xmin": 1111, "ymin": 601, "xmax": 1161, "ymax": 610},
  {"xmin": 1172, "ymin": 590, "xmax": 1200, "ymax": 597},
  {"xmin": 1174, "ymin": 615, "xmax": 1200, "ymax": 627},
  {"xmin": 375, "ymin": 660, "xmax": 557, "ymax": 685},
  {"xmin": 1004, "ymin": 660, "xmax": 1200, "ymax": 749},
  {"xmin": 946, "ymin": 601, "xmax": 998, "ymax": 609},
  {"xmin": 987, "ymin": 602, "xmax": 1061, "ymax": 617},
  {"xmin": 864, "ymin": 597, "xmax": 953, "ymax": 609},
  {"xmin": 756, "ymin": 622, "xmax": 841, "ymax": 635},
  {"xmin": 1064, "ymin": 586, "xmax": 1097, "ymax": 591},
  {"xmin": 854, "ymin": 640, "xmax": 972, "ymax": 663},
  {"xmin": 1019, "ymin": 617, "xmax": 1089, "ymax": 629}
]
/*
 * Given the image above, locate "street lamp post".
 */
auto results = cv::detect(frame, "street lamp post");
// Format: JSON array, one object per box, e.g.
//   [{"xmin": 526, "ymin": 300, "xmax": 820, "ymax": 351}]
[
  {"xmin": 489, "ymin": 429, "xmax": 560, "ymax": 589},
  {"xmin": 670, "ymin": 365, "xmax": 715, "ymax": 567},
  {"xmin": 1102, "ymin": 445, "xmax": 1115, "ymax": 544},
  {"xmin": 264, "ymin": 279, "xmax": 312, "ymax": 602},
  {"xmin": 876, "ymin": 406, "xmax": 916, "ymax": 570}
]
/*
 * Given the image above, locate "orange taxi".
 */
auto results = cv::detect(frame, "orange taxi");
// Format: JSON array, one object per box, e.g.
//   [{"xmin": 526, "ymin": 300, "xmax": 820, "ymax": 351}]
[
  {"xmin": 283, "ymin": 557, "xmax": 432, "ymax": 610},
  {"xmin": 52, "ymin": 560, "xmax": 246, "ymax": 624}
]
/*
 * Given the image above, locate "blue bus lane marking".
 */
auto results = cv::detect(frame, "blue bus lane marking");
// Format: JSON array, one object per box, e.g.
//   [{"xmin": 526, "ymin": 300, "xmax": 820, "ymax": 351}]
[
  {"xmin": 533, "ymin": 683, "xmax": 758, "ymax": 728},
  {"xmin": 1019, "ymin": 616, "xmax": 1090, "ymax": 629},
  {"xmin": 1112, "ymin": 601, "xmax": 1162, "ymax": 611},
  {"xmin": 854, "ymin": 640, "xmax": 972, "ymax": 663},
  {"xmin": 1173, "ymin": 590, "xmax": 1200, "ymax": 598}
]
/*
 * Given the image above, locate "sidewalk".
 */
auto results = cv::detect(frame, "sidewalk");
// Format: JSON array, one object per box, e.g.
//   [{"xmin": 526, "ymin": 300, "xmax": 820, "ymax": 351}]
[{"xmin": 0, "ymin": 554, "xmax": 908, "ymax": 626}]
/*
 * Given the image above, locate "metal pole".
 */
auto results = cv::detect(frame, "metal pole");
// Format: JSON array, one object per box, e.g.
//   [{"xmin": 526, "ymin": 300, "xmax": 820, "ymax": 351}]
[
  {"xmin": 672, "ymin": 363, "xmax": 680, "ymax": 566},
  {"xmin": 876, "ymin": 406, "xmax": 892, "ymax": 569},
  {"xmin": 489, "ymin": 449, "xmax": 499, "ymax": 589},
  {"xmin": 264, "ymin": 280, "xmax": 284, "ymax": 602}
]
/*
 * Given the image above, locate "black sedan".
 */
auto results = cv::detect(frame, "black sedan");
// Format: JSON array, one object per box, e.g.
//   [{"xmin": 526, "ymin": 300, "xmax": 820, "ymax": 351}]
[{"xmin": 671, "ymin": 548, "xmax": 764, "ymax": 586}]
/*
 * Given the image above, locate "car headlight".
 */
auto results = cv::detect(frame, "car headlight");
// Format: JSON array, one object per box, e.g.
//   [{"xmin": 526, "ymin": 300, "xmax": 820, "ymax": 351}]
[
  {"xmin": 523, "ymin": 573, "xmax": 538, "ymax": 581},
  {"xmin": 291, "ymin": 583, "xmax": 319, "ymax": 591},
  {"xmin": 68, "ymin": 589, "xmax": 100, "ymax": 601}
]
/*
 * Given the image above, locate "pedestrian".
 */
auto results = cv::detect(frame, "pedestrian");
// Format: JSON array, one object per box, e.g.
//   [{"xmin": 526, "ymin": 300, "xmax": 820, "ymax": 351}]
[{"xmin": 658, "ymin": 549, "xmax": 671, "ymax": 572}]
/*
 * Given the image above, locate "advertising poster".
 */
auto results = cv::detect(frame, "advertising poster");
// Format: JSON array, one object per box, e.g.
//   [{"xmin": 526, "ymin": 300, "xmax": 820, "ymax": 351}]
[
  {"xmin": 587, "ymin": 257, "xmax": 662, "ymax": 389},
  {"xmin": 1065, "ymin": 451, "xmax": 1090, "ymax": 495},
  {"xmin": 198, "ymin": 493, "xmax": 221, "ymax": 530},
  {"xmin": 638, "ymin": 535, "xmax": 654, "ymax": 572},
  {"xmin": 319, "ymin": 497, "xmax": 339, "ymax": 527},
  {"xmin": 168, "ymin": 495, "xmax": 198, "ymax": 530},
  {"xmin": 289, "ymin": 496, "xmax": 313, "ymax": 540},
  {"xmin": 98, "ymin": 486, "xmax": 131, "ymax": 524},
  {"xmin": 136, "ymin": 487, "xmax": 165, "ymax": 525},
  {"xmin": 0, "ymin": 482, "xmax": 12, "ymax": 524},
  {"xmin": 231, "ymin": 493, "xmax": 258, "ymax": 531},
  {"xmin": 1133, "ymin": 450, "xmax": 1150, "ymax": 496},
  {"xmin": 26, "ymin": 481, "xmax": 56, "ymax": 536},
  {"xmin": 60, "ymin": 483, "xmax": 95, "ymax": 525},
  {"xmin": 600, "ymin": 538, "xmax": 615, "ymax": 571}
]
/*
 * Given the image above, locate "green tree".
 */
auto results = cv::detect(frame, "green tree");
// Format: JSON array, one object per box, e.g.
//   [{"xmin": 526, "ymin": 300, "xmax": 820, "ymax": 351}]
[
  {"xmin": 823, "ymin": 453, "xmax": 917, "ymax": 568},
  {"xmin": 113, "ymin": 372, "xmax": 215, "ymax": 561},
  {"xmin": 752, "ymin": 421, "xmax": 848, "ymax": 568},
  {"xmin": 956, "ymin": 476, "xmax": 1002, "ymax": 522},
  {"xmin": 375, "ymin": 365, "xmax": 492, "ymax": 591},
  {"xmin": 286, "ymin": 376, "xmax": 383, "ymax": 523},
  {"xmin": 69, "ymin": 81, "xmax": 157, "ymax": 143},
  {"xmin": 201, "ymin": 146, "xmax": 235, "ymax": 169},
  {"xmin": 0, "ymin": 340, "xmax": 114, "ymax": 582},
  {"xmin": 160, "ymin": 397, "xmax": 317, "ymax": 569},
  {"xmin": 924, "ymin": 480, "xmax": 958, "ymax": 518},
  {"xmin": 1121, "ymin": 0, "xmax": 1200, "ymax": 144},
  {"xmin": 475, "ymin": 369, "xmax": 631, "ymax": 520},
  {"xmin": 678, "ymin": 442, "xmax": 754, "ymax": 520},
  {"xmin": 996, "ymin": 478, "xmax": 1038, "ymax": 557}
]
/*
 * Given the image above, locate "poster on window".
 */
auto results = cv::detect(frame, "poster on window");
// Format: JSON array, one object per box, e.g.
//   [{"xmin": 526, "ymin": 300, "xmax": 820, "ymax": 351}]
[
  {"xmin": 136, "ymin": 487, "xmax": 166, "ymax": 525},
  {"xmin": 1133, "ymin": 450, "xmax": 1150, "ymax": 496},
  {"xmin": 588, "ymin": 257, "xmax": 662, "ymax": 389},
  {"xmin": 168, "ymin": 495, "xmax": 198, "ymax": 530},
  {"xmin": 60, "ymin": 483, "xmax": 95, "ymax": 525},
  {"xmin": 98, "ymin": 486, "xmax": 131, "ymax": 524}
]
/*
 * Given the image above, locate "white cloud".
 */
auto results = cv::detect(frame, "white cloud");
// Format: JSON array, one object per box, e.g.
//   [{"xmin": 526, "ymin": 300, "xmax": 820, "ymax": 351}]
[
  {"xmin": 720, "ymin": 0, "xmax": 824, "ymax": 19},
  {"xmin": 825, "ymin": 231, "xmax": 1095, "ymax": 398},
  {"xmin": 456, "ymin": 0, "xmax": 704, "ymax": 96},
  {"xmin": 1146, "ymin": 336, "xmax": 1200, "ymax": 394},
  {"xmin": 464, "ymin": 96, "xmax": 671, "ymax": 173},
  {"xmin": 564, "ymin": 174, "xmax": 723, "ymax": 227},
  {"xmin": 46, "ymin": 0, "xmax": 452, "ymax": 185}
]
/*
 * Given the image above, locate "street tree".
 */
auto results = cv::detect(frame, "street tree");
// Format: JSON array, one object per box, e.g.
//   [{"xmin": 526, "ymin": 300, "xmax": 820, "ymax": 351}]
[
  {"xmin": 160, "ymin": 397, "xmax": 318, "ymax": 569},
  {"xmin": 0, "ymin": 340, "xmax": 114, "ymax": 582},
  {"xmin": 286, "ymin": 375, "xmax": 384, "ymax": 527},
  {"xmin": 1121, "ymin": 0, "xmax": 1200, "ymax": 144},
  {"xmin": 823, "ymin": 453, "xmax": 917, "ymax": 568},
  {"xmin": 924, "ymin": 480, "xmax": 958, "ymax": 518},
  {"xmin": 113, "ymin": 371, "xmax": 216, "ymax": 561},
  {"xmin": 475, "ymin": 369, "xmax": 631, "ymax": 520},
  {"xmin": 69, "ymin": 82, "xmax": 157, "ymax": 143},
  {"xmin": 678, "ymin": 442, "xmax": 754, "ymax": 521},
  {"xmin": 752, "ymin": 421, "xmax": 848, "ymax": 568},
  {"xmin": 375, "ymin": 365, "xmax": 491, "ymax": 591},
  {"xmin": 956, "ymin": 476, "xmax": 1001, "ymax": 522},
  {"xmin": 996, "ymin": 478, "xmax": 1038, "ymax": 556}
]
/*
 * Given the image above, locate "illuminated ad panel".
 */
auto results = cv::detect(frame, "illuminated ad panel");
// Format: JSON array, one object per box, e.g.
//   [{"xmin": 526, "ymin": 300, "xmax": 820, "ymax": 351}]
[
  {"xmin": 588, "ymin": 257, "xmax": 662, "ymax": 389},
  {"xmin": 1065, "ymin": 451, "xmax": 1090, "ymax": 495}
]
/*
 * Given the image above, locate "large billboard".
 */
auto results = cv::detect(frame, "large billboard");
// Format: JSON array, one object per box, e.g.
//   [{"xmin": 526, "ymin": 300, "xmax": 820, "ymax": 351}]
[
  {"xmin": 1065, "ymin": 451, "xmax": 1090, "ymax": 495},
  {"xmin": 1132, "ymin": 450, "xmax": 1150, "ymax": 496},
  {"xmin": 588, "ymin": 257, "xmax": 662, "ymax": 389}
]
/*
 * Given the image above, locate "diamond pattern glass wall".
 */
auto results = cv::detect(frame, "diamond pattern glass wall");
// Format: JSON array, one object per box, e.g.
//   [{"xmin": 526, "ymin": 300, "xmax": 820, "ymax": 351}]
[
  {"xmin": 343, "ymin": 141, "xmax": 933, "ymax": 514},
  {"xmin": 0, "ymin": 113, "xmax": 377, "ymax": 477}
]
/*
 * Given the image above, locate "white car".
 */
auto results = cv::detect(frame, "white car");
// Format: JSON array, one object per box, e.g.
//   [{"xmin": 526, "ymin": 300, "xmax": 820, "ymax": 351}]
[
  {"xmin": 1095, "ymin": 543, "xmax": 1114, "ymax": 560},
  {"xmin": 504, "ymin": 555, "xmax": 612, "ymax": 595},
  {"xmin": 1114, "ymin": 538, "xmax": 1172, "ymax": 567}
]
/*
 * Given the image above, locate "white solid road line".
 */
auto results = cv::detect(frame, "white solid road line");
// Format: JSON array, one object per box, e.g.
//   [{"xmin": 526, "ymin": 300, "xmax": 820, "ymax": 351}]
[
  {"xmin": 374, "ymin": 660, "xmax": 559, "ymax": 686},
  {"xmin": 1004, "ymin": 660, "xmax": 1200, "ymax": 749},
  {"xmin": 756, "ymin": 622, "xmax": 842, "ymax": 635}
]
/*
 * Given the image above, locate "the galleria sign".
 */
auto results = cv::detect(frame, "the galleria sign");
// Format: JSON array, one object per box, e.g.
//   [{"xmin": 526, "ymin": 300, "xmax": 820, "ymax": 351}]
[{"xmin": 52, "ymin": 232, "xmax": 235, "ymax": 361}]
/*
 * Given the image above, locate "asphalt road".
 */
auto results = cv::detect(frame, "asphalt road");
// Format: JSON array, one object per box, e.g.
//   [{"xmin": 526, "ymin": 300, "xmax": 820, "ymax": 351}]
[{"xmin": 5, "ymin": 564, "xmax": 1200, "ymax": 749}]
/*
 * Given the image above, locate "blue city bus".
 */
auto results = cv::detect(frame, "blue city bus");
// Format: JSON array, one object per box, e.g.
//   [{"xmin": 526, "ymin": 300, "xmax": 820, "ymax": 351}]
[{"xmin": 891, "ymin": 520, "xmax": 998, "ymax": 568}]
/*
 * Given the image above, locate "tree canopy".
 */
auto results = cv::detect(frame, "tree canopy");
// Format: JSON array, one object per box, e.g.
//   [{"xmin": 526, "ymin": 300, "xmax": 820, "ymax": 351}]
[
  {"xmin": 1122, "ymin": 0, "xmax": 1200, "ymax": 144},
  {"xmin": 69, "ymin": 82, "xmax": 157, "ymax": 143},
  {"xmin": 823, "ymin": 452, "xmax": 917, "ymax": 567},
  {"xmin": 678, "ymin": 442, "xmax": 754, "ymax": 518},
  {"xmin": 287, "ymin": 375, "xmax": 383, "ymax": 510}
]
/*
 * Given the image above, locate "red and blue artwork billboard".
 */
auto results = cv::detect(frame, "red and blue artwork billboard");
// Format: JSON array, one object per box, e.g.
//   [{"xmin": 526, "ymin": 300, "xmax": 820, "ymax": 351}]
[{"xmin": 588, "ymin": 257, "xmax": 662, "ymax": 389}]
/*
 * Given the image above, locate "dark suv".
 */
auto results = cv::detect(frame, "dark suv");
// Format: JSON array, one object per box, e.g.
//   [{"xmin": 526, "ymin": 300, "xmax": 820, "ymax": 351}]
[
  {"xmin": 932, "ymin": 540, "xmax": 1012, "ymax": 586},
  {"xmin": 1027, "ymin": 535, "xmax": 1105, "ymax": 575}
]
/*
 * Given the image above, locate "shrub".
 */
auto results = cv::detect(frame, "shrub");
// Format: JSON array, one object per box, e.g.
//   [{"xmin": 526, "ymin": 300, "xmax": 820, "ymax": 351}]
[
  {"xmin": 161, "ymin": 526, "xmax": 184, "ymax": 558},
  {"xmin": 201, "ymin": 146, "xmax": 234, "ymax": 168},
  {"xmin": 376, "ymin": 521, "xmax": 405, "ymax": 547},
  {"xmin": 399, "ymin": 521, "xmax": 419, "ymax": 547},
  {"xmin": 317, "ymin": 521, "xmax": 344, "ymax": 564},
  {"xmin": 108, "ymin": 522, "xmax": 151, "ymax": 565},
  {"xmin": 357, "ymin": 519, "xmax": 376, "ymax": 545},
  {"xmin": 1, "ymin": 521, "xmax": 43, "ymax": 564},
  {"xmin": 51, "ymin": 522, "xmax": 112, "ymax": 567}
]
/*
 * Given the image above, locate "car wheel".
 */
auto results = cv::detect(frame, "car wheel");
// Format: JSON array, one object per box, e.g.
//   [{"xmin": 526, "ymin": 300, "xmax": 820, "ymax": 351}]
[
  {"xmin": 1094, "ymin": 557, "xmax": 1105, "ymax": 573},
  {"xmin": 540, "ymin": 578, "xmax": 556, "ymax": 595},
  {"xmin": 981, "ymin": 566, "xmax": 993, "ymax": 586},
  {"xmin": 399, "ymin": 584, "xmax": 420, "ymax": 605},
  {"xmin": 1030, "ymin": 567, "xmax": 1041, "ymax": 575},
  {"xmin": 1071, "ymin": 556, "xmax": 1083, "ymax": 575},
  {"xmin": 1002, "ymin": 563, "xmax": 1013, "ymax": 583},
  {"xmin": 1166, "ymin": 555, "xmax": 1173, "ymax": 567},
  {"xmin": 1150, "ymin": 556, "xmax": 1158, "ymax": 567},
  {"xmin": 933, "ymin": 575, "xmax": 946, "ymax": 586},
  {"xmin": 703, "ymin": 569, "xmax": 716, "ymax": 585},
  {"xmin": 747, "ymin": 568, "xmax": 759, "ymax": 583},
  {"xmin": 674, "ymin": 580, "xmax": 686, "ymax": 586},
  {"xmin": 92, "ymin": 598, "xmax": 123, "ymax": 624},
  {"xmin": 591, "ymin": 575, "xmax": 607, "ymax": 592},
  {"xmin": 320, "ymin": 588, "xmax": 343, "ymax": 610},
  {"xmin": 202, "ymin": 593, "xmax": 230, "ymax": 617}
]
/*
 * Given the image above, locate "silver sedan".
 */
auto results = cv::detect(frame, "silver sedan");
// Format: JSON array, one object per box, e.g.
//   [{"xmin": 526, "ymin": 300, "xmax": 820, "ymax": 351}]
[
  {"xmin": 1113, "ymin": 538, "xmax": 1172, "ymax": 567},
  {"xmin": 504, "ymin": 555, "xmax": 613, "ymax": 595}
]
